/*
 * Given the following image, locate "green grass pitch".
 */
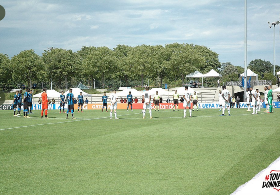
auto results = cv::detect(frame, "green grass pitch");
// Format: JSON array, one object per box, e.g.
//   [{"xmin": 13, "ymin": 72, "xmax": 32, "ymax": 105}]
[{"xmin": 0, "ymin": 108, "xmax": 279, "ymax": 194}]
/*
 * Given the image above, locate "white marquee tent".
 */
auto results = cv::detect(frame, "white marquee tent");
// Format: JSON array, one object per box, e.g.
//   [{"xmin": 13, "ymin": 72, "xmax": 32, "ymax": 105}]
[
  {"xmin": 277, "ymin": 70, "xmax": 280, "ymax": 76},
  {"xmin": 240, "ymin": 69, "xmax": 258, "ymax": 81},
  {"xmin": 64, "ymin": 88, "xmax": 89, "ymax": 97},
  {"xmin": 203, "ymin": 69, "xmax": 222, "ymax": 78},
  {"xmin": 186, "ymin": 71, "xmax": 205, "ymax": 87},
  {"xmin": 176, "ymin": 87, "xmax": 195, "ymax": 96},
  {"xmin": 34, "ymin": 90, "xmax": 61, "ymax": 98},
  {"xmin": 273, "ymin": 87, "xmax": 280, "ymax": 93},
  {"xmin": 116, "ymin": 88, "xmax": 143, "ymax": 98},
  {"xmin": 186, "ymin": 71, "xmax": 204, "ymax": 78}
]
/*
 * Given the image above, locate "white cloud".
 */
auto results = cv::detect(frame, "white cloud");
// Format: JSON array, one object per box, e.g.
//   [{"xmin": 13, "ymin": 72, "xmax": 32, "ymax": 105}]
[{"xmin": 0, "ymin": 0, "xmax": 280, "ymax": 67}]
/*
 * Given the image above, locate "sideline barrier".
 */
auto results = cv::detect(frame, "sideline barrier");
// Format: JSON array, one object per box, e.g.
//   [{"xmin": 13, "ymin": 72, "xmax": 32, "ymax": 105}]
[{"xmin": 1, "ymin": 102, "xmax": 280, "ymax": 110}]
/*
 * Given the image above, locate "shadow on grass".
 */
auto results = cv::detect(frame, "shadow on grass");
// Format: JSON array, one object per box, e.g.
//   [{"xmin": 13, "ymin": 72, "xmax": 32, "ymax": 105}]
[{"xmin": 200, "ymin": 128, "xmax": 280, "ymax": 195}]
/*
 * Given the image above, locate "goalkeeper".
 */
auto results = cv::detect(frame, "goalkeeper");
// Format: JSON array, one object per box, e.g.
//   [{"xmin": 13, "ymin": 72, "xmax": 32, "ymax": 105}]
[{"xmin": 267, "ymin": 85, "xmax": 273, "ymax": 113}]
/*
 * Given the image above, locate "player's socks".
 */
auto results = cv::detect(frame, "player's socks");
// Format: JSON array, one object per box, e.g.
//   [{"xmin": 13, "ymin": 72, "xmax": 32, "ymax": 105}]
[
  {"xmin": 184, "ymin": 109, "xmax": 186, "ymax": 118},
  {"xmin": 149, "ymin": 109, "xmax": 152, "ymax": 118},
  {"xmin": 143, "ymin": 110, "xmax": 145, "ymax": 118},
  {"xmin": 189, "ymin": 109, "xmax": 192, "ymax": 117},
  {"xmin": 110, "ymin": 112, "xmax": 112, "ymax": 118},
  {"xmin": 222, "ymin": 107, "xmax": 225, "ymax": 115}
]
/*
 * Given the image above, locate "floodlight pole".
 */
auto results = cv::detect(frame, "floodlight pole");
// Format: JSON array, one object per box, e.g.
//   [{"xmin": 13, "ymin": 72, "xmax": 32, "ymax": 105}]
[
  {"xmin": 269, "ymin": 20, "xmax": 280, "ymax": 76},
  {"xmin": 243, "ymin": 0, "xmax": 247, "ymax": 102},
  {"xmin": 273, "ymin": 23, "xmax": 277, "ymax": 76}
]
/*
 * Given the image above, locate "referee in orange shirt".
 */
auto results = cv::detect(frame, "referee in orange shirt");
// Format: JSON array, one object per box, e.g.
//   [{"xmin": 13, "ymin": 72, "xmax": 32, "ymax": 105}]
[{"xmin": 41, "ymin": 88, "xmax": 48, "ymax": 118}]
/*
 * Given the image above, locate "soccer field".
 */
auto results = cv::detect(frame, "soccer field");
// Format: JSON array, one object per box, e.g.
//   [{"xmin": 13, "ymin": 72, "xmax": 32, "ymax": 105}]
[{"xmin": 0, "ymin": 108, "xmax": 279, "ymax": 194}]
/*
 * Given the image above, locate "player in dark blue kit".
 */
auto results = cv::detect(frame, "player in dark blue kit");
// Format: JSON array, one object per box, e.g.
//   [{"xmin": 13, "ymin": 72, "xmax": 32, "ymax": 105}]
[
  {"xmin": 17, "ymin": 90, "xmax": 23, "ymax": 115},
  {"xmin": 102, "ymin": 92, "xmax": 108, "ymax": 112},
  {"xmin": 127, "ymin": 91, "xmax": 133, "ymax": 111},
  {"xmin": 13, "ymin": 90, "xmax": 19, "ymax": 116},
  {"xmin": 28, "ymin": 90, "xmax": 33, "ymax": 114},
  {"xmin": 78, "ymin": 92, "xmax": 84, "ymax": 112},
  {"xmin": 23, "ymin": 89, "xmax": 30, "ymax": 118},
  {"xmin": 66, "ymin": 89, "xmax": 75, "ymax": 119},
  {"xmin": 60, "ymin": 91, "xmax": 65, "ymax": 113}
]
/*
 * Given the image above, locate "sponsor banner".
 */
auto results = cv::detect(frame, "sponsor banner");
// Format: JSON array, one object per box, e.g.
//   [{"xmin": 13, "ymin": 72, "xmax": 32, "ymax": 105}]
[
  {"xmin": 76, "ymin": 103, "xmax": 193, "ymax": 110},
  {"xmin": 0, "ymin": 104, "xmax": 13, "ymax": 110},
  {"xmin": 10, "ymin": 102, "xmax": 279, "ymax": 111}
]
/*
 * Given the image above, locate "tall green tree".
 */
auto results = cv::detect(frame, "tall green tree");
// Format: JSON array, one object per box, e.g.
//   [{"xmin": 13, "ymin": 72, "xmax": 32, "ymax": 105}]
[
  {"xmin": 11, "ymin": 50, "xmax": 42, "ymax": 88},
  {"xmin": 42, "ymin": 48, "xmax": 82, "ymax": 89},
  {"xmin": 113, "ymin": 45, "xmax": 133, "ymax": 87},
  {"xmin": 248, "ymin": 59, "xmax": 273, "ymax": 79},
  {"xmin": 220, "ymin": 62, "xmax": 242, "ymax": 82},
  {"xmin": 0, "ymin": 53, "xmax": 12, "ymax": 89}
]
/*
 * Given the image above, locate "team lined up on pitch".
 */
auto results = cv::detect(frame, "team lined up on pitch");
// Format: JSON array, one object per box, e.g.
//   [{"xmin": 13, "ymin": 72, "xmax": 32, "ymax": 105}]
[{"xmin": 12, "ymin": 85, "xmax": 274, "ymax": 119}]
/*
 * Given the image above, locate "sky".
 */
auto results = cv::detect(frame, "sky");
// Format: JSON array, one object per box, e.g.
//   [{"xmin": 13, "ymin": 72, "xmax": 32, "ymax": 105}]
[{"xmin": 0, "ymin": 0, "xmax": 280, "ymax": 67}]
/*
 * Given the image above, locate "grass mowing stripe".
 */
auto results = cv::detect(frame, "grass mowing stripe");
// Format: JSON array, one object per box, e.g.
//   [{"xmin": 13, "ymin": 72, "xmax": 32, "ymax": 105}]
[
  {"xmin": 202, "ymin": 127, "xmax": 280, "ymax": 195},
  {"xmin": 0, "ymin": 109, "xmax": 279, "ymax": 194}
]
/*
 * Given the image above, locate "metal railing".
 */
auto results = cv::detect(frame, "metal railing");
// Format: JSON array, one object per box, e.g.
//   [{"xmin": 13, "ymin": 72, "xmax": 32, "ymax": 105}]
[{"xmin": 226, "ymin": 80, "xmax": 272, "ymax": 87}]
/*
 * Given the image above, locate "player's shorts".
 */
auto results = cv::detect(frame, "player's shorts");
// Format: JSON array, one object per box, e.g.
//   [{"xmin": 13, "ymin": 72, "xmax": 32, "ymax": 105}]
[
  {"xmin": 183, "ymin": 101, "xmax": 191, "ymax": 108},
  {"xmin": 111, "ymin": 102, "xmax": 117, "ymax": 110},
  {"xmin": 28, "ymin": 102, "xmax": 32, "ymax": 107},
  {"xmin": 68, "ymin": 104, "xmax": 74, "ymax": 111},
  {"xmin": 193, "ymin": 100, "xmax": 198, "ymax": 105},
  {"xmin": 251, "ymin": 99, "xmax": 257, "ymax": 106},
  {"xmin": 265, "ymin": 99, "xmax": 268, "ymax": 105},
  {"xmin": 103, "ymin": 102, "xmax": 107, "ymax": 107},
  {"xmin": 60, "ymin": 102, "xmax": 65, "ymax": 107},
  {"xmin": 143, "ymin": 102, "xmax": 152, "ymax": 110},
  {"xmin": 127, "ymin": 101, "xmax": 132, "ymax": 105},
  {"xmin": 24, "ymin": 102, "xmax": 28, "ymax": 109},
  {"xmin": 155, "ymin": 100, "xmax": 159, "ymax": 105},
  {"xmin": 42, "ymin": 103, "xmax": 48, "ymax": 110},
  {"xmin": 78, "ymin": 103, "xmax": 83, "ymax": 107},
  {"xmin": 173, "ymin": 99, "xmax": 178, "ymax": 105},
  {"xmin": 13, "ymin": 103, "xmax": 18, "ymax": 109},
  {"xmin": 18, "ymin": 102, "xmax": 22, "ymax": 108},
  {"xmin": 221, "ymin": 100, "xmax": 230, "ymax": 107}
]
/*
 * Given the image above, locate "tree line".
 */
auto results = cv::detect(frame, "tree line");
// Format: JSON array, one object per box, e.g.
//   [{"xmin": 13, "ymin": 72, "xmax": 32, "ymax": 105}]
[{"xmin": 0, "ymin": 43, "xmax": 278, "ymax": 91}]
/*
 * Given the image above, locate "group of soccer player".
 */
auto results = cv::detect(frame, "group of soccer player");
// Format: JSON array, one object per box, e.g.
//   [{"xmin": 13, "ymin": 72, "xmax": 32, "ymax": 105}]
[
  {"xmin": 218, "ymin": 85, "xmax": 274, "ymax": 116},
  {"xmin": 245, "ymin": 85, "xmax": 273, "ymax": 114},
  {"xmin": 100, "ymin": 86, "xmax": 197, "ymax": 119},
  {"xmin": 12, "ymin": 85, "xmax": 274, "ymax": 120},
  {"xmin": 13, "ymin": 89, "xmax": 33, "ymax": 118},
  {"xmin": 12, "ymin": 88, "xmax": 85, "ymax": 119}
]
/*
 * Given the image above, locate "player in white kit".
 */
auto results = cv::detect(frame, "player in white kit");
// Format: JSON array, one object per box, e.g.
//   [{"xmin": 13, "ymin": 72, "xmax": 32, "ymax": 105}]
[
  {"xmin": 264, "ymin": 86, "xmax": 269, "ymax": 112},
  {"xmin": 256, "ymin": 89, "xmax": 261, "ymax": 112},
  {"xmin": 110, "ymin": 90, "xmax": 118, "ymax": 119},
  {"xmin": 246, "ymin": 88, "xmax": 251, "ymax": 111},
  {"xmin": 142, "ymin": 88, "xmax": 152, "ymax": 119},
  {"xmin": 221, "ymin": 86, "xmax": 230, "ymax": 116},
  {"xmin": 183, "ymin": 86, "xmax": 192, "ymax": 118},
  {"xmin": 251, "ymin": 87, "xmax": 258, "ymax": 115},
  {"xmin": 218, "ymin": 90, "xmax": 223, "ymax": 111}
]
